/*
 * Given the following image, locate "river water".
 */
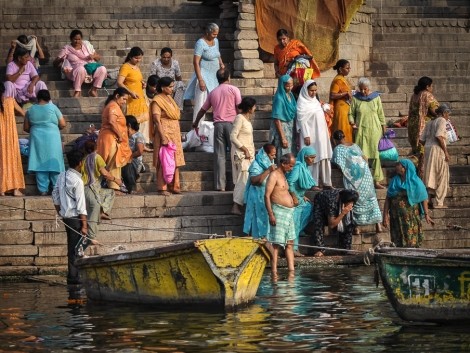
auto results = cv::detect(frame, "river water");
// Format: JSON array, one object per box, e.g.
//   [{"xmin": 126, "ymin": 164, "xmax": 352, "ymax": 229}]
[{"xmin": 1, "ymin": 266, "xmax": 469, "ymax": 352}]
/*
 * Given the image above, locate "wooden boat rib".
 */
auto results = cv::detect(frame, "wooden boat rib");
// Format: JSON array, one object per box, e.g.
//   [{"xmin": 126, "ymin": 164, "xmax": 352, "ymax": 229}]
[
  {"xmin": 375, "ymin": 247, "xmax": 470, "ymax": 322},
  {"xmin": 76, "ymin": 237, "xmax": 270, "ymax": 308}
]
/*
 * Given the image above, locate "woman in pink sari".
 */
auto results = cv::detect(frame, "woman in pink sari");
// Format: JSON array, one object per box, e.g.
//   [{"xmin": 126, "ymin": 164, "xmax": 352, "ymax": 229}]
[{"xmin": 53, "ymin": 29, "xmax": 107, "ymax": 97}]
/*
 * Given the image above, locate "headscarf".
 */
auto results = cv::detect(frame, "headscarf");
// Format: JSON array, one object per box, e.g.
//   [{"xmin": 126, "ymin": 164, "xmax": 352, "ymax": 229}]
[
  {"xmin": 287, "ymin": 146, "xmax": 317, "ymax": 190},
  {"xmin": 296, "ymin": 80, "xmax": 323, "ymax": 125},
  {"xmin": 252, "ymin": 147, "xmax": 273, "ymax": 172},
  {"xmin": 272, "ymin": 74, "xmax": 296, "ymax": 122},
  {"xmin": 244, "ymin": 147, "xmax": 275, "ymax": 203},
  {"xmin": 387, "ymin": 159, "xmax": 428, "ymax": 206},
  {"xmin": 153, "ymin": 94, "xmax": 181, "ymax": 120},
  {"xmin": 353, "ymin": 91, "xmax": 380, "ymax": 102}
]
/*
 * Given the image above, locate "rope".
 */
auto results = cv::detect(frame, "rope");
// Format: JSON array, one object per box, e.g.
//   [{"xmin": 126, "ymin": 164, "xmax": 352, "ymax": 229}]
[
  {"xmin": 297, "ymin": 243, "xmax": 363, "ymax": 256},
  {"xmin": 0, "ymin": 202, "xmax": 228, "ymax": 247},
  {"xmin": 363, "ymin": 240, "xmax": 396, "ymax": 266}
]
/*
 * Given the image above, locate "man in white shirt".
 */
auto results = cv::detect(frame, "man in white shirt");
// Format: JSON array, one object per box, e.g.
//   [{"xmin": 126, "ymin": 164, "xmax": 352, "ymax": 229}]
[{"xmin": 52, "ymin": 150, "xmax": 88, "ymax": 285}]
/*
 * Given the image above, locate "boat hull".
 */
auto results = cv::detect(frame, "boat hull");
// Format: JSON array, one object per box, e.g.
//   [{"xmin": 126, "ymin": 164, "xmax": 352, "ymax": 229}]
[
  {"xmin": 75, "ymin": 237, "xmax": 270, "ymax": 308},
  {"xmin": 375, "ymin": 248, "xmax": 470, "ymax": 322}
]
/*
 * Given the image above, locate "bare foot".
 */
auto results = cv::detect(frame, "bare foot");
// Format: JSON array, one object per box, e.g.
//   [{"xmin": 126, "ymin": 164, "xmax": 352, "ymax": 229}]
[
  {"xmin": 323, "ymin": 185, "xmax": 334, "ymax": 190},
  {"xmin": 353, "ymin": 227, "xmax": 361, "ymax": 235},
  {"xmin": 374, "ymin": 182, "xmax": 386, "ymax": 189},
  {"xmin": 271, "ymin": 272, "xmax": 278, "ymax": 282},
  {"xmin": 73, "ymin": 91, "xmax": 81, "ymax": 98},
  {"xmin": 157, "ymin": 190, "xmax": 171, "ymax": 196},
  {"xmin": 13, "ymin": 189, "xmax": 24, "ymax": 197},
  {"xmin": 100, "ymin": 212, "xmax": 111, "ymax": 220},
  {"xmin": 293, "ymin": 251, "xmax": 305, "ymax": 257},
  {"xmin": 312, "ymin": 186, "xmax": 322, "ymax": 191},
  {"xmin": 88, "ymin": 88, "xmax": 98, "ymax": 97},
  {"xmin": 0, "ymin": 192, "xmax": 5, "ymax": 196},
  {"xmin": 231, "ymin": 203, "xmax": 243, "ymax": 215},
  {"xmin": 313, "ymin": 251, "xmax": 324, "ymax": 257}
]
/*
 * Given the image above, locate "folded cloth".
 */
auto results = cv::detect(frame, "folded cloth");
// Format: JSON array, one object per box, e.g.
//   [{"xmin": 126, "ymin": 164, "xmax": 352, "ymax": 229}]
[{"xmin": 267, "ymin": 203, "xmax": 295, "ymax": 248}]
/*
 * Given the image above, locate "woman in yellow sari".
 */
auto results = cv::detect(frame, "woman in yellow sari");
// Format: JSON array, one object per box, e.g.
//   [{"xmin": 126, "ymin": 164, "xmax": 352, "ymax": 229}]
[
  {"xmin": 329, "ymin": 59, "xmax": 354, "ymax": 143},
  {"xmin": 273, "ymin": 29, "xmax": 320, "ymax": 79},
  {"xmin": 117, "ymin": 47, "xmax": 150, "ymax": 144},
  {"xmin": 151, "ymin": 77, "xmax": 185, "ymax": 195},
  {"xmin": 96, "ymin": 87, "xmax": 132, "ymax": 192}
]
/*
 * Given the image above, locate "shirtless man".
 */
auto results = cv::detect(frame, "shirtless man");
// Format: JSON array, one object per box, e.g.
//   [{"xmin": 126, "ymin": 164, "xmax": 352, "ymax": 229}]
[{"xmin": 264, "ymin": 153, "xmax": 296, "ymax": 280}]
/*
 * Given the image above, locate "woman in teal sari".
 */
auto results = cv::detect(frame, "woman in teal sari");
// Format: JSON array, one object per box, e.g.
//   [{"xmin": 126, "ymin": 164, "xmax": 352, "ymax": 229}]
[
  {"xmin": 269, "ymin": 74, "xmax": 297, "ymax": 162},
  {"xmin": 383, "ymin": 159, "xmax": 434, "ymax": 247},
  {"xmin": 332, "ymin": 130, "xmax": 383, "ymax": 233},
  {"xmin": 286, "ymin": 146, "xmax": 316, "ymax": 256},
  {"xmin": 243, "ymin": 144, "xmax": 277, "ymax": 238}
]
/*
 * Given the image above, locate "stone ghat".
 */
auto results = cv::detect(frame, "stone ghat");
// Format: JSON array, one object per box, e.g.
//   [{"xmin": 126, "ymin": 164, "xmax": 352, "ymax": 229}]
[{"xmin": 1, "ymin": 186, "xmax": 469, "ymax": 277}]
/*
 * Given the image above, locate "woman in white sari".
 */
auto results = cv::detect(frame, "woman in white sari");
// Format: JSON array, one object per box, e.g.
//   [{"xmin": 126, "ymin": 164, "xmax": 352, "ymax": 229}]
[{"xmin": 296, "ymin": 80, "xmax": 333, "ymax": 189}]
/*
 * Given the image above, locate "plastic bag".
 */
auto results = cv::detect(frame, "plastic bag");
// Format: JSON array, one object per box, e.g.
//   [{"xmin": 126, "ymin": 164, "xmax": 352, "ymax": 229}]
[
  {"xmin": 182, "ymin": 129, "xmax": 202, "ymax": 150},
  {"xmin": 195, "ymin": 121, "xmax": 214, "ymax": 153},
  {"xmin": 378, "ymin": 136, "xmax": 395, "ymax": 151},
  {"xmin": 159, "ymin": 142, "xmax": 177, "ymax": 184},
  {"xmin": 446, "ymin": 119, "xmax": 460, "ymax": 144},
  {"xmin": 379, "ymin": 146, "xmax": 399, "ymax": 161}
]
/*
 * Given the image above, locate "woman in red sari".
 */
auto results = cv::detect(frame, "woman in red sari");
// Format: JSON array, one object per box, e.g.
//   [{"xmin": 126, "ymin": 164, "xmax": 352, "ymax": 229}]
[{"xmin": 273, "ymin": 29, "xmax": 320, "ymax": 81}]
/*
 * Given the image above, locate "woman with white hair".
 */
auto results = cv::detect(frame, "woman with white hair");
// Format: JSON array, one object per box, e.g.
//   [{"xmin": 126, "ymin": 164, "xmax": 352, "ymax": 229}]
[
  {"xmin": 348, "ymin": 77, "xmax": 386, "ymax": 189},
  {"xmin": 184, "ymin": 23, "xmax": 225, "ymax": 124},
  {"xmin": 419, "ymin": 104, "xmax": 451, "ymax": 208}
]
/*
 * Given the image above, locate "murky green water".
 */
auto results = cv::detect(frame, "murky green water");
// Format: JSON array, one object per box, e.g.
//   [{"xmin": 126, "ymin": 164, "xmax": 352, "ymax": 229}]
[{"xmin": 1, "ymin": 267, "xmax": 469, "ymax": 352}]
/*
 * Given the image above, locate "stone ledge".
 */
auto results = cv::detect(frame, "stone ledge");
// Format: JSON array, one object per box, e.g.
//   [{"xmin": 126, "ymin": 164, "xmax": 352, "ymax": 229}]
[{"xmin": 375, "ymin": 19, "xmax": 469, "ymax": 28}]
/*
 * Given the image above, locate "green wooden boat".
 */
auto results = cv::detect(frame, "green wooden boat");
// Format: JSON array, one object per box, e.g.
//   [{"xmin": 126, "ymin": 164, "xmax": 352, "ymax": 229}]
[{"xmin": 375, "ymin": 247, "xmax": 470, "ymax": 322}]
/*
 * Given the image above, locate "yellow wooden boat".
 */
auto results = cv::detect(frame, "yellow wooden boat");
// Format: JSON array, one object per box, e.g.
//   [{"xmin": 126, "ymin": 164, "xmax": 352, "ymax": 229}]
[{"xmin": 75, "ymin": 237, "xmax": 270, "ymax": 308}]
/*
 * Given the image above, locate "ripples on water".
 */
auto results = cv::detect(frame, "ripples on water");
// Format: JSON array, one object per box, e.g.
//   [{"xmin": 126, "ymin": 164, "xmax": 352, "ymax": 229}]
[{"xmin": 1, "ymin": 267, "xmax": 469, "ymax": 352}]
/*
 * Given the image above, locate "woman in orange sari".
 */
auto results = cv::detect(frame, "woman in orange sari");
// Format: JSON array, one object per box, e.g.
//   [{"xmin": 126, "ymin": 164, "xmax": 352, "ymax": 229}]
[
  {"xmin": 151, "ymin": 77, "xmax": 185, "ymax": 195},
  {"xmin": 96, "ymin": 87, "xmax": 132, "ymax": 192},
  {"xmin": 329, "ymin": 59, "xmax": 354, "ymax": 143},
  {"xmin": 0, "ymin": 82, "xmax": 25, "ymax": 196},
  {"xmin": 274, "ymin": 29, "xmax": 320, "ymax": 80}
]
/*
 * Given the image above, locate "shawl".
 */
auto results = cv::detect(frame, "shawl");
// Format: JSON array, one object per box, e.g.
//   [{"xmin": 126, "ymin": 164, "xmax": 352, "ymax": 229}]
[
  {"xmin": 287, "ymin": 146, "xmax": 317, "ymax": 190},
  {"xmin": 16, "ymin": 36, "xmax": 37, "ymax": 59},
  {"xmin": 64, "ymin": 40, "xmax": 95, "ymax": 62},
  {"xmin": 274, "ymin": 39, "xmax": 320, "ymax": 78},
  {"xmin": 353, "ymin": 91, "xmax": 380, "ymax": 102},
  {"xmin": 296, "ymin": 79, "xmax": 323, "ymax": 125},
  {"xmin": 243, "ymin": 147, "xmax": 275, "ymax": 204},
  {"xmin": 329, "ymin": 74, "xmax": 351, "ymax": 105},
  {"xmin": 272, "ymin": 75, "xmax": 297, "ymax": 122},
  {"xmin": 387, "ymin": 159, "xmax": 428, "ymax": 207},
  {"xmin": 153, "ymin": 94, "xmax": 181, "ymax": 120},
  {"xmin": 84, "ymin": 152, "xmax": 97, "ymax": 186}
]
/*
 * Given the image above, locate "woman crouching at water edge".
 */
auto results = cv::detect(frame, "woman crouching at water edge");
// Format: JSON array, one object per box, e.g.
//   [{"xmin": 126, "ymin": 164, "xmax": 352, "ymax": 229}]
[
  {"xmin": 332, "ymin": 130, "xmax": 383, "ymax": 234},
  {"xmin": 383, "ymin": 159, "xmax": 434, "ymax": 248}
]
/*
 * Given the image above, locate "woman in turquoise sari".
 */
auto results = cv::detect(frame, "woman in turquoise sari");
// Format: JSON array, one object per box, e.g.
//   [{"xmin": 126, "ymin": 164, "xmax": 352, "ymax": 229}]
[
  {"xmin": 286, "ymin": 146, "xmax": 317, "ymax": 256},
  {"xmin": 332, "ymin": 130, "xmax": 383, "ymax": 233},
  {"xmin": 383, "ymin": 159, "xmax": 434, "ymax": 247},
  {"xmin": 243, "ymin": 144, "xmax": 276, "ymax": 238},
  {"xmin": 270, "ymin": 75, "xmax": 297, "ymax": 162}
]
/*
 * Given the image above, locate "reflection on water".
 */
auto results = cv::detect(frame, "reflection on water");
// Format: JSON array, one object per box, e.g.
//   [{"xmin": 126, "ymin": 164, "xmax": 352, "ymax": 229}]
[{"xmin": 1, "ymin": 267, "xmax": 469, "ymax": 352}]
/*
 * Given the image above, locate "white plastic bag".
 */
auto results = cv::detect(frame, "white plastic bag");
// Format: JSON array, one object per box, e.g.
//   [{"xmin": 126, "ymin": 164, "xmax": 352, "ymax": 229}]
[
  {"xmin": 446, "ymin": 119, "xmax": 460, "ymax": 144},
  {"xmin": 195, "ymin": 121, "xmax": 214, "ymax": 153},
  {"xmin": 182, "ymin": 129, "xmax": 202, "ymax": 150}
]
